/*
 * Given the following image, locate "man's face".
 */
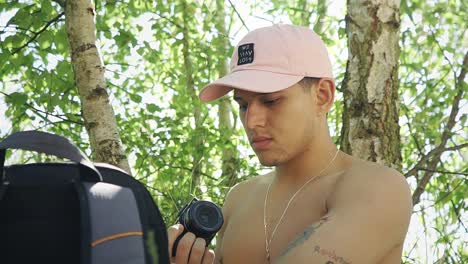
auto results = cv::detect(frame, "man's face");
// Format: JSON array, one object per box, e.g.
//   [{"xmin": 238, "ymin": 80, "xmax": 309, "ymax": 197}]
[{"xmin": 233, "ymin": 83, "xmax": 320, "ymax": 166}]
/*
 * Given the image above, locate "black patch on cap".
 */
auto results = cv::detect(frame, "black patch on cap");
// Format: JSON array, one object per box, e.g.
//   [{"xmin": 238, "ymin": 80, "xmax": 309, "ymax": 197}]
[{"xmin": 237, "ymin": 43, "xmax": 254, "ymax": 65}]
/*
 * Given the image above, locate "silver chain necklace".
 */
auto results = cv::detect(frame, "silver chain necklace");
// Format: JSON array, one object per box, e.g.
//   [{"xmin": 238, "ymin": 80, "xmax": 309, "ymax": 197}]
[{"xmin": 263, "ymin": 149, "xmax": 340, "ymax": 262}]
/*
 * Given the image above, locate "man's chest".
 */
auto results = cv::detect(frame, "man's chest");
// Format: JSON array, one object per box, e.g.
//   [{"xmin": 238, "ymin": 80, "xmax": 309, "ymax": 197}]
[{"xmin": 221, "ymin": 190, "xmax": 329, "ymax": 263}]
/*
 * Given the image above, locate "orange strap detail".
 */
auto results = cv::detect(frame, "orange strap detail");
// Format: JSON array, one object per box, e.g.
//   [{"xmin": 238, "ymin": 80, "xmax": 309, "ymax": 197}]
[{"xmin": 91, "ymin": 231, "xmax": 143, "ymax": 247}]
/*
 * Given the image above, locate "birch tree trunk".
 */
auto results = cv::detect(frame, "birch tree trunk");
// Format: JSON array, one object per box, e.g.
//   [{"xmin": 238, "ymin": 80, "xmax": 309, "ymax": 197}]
[
  {"xmin": 65, "ymin": 0, "xmax": 131, "ymax": 173},
  {"xmin": 340, "ymin": 0, "xmax": 402, "ymax": 170}
]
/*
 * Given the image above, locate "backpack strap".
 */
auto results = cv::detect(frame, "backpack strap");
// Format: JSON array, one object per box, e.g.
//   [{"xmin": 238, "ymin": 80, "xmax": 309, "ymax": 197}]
[
  {"xmin": 0, "ymin": 184, "xmax": 6, "ymax": 201},
  {"xmin": 83, "ymin": 182, "xmax": 146, "ymax": 264},
  {"xmin": 0, "ymin": 130, "xmax": 102, "ymax": 182},
  {"xmin": 74, "ymin": 181, "xmax": 92, "ymax": 264}
]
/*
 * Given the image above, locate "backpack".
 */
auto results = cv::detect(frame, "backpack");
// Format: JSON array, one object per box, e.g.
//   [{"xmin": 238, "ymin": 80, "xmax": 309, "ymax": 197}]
[{"xmin": 0, "ymin": 130, "xmax": 170, "ymax": 264}]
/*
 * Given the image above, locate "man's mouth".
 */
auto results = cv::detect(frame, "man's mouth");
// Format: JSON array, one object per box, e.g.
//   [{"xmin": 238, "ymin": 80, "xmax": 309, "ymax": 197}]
[{"xmin": 251, "ymin": 137, "xmax": 273, "ymax": 150}]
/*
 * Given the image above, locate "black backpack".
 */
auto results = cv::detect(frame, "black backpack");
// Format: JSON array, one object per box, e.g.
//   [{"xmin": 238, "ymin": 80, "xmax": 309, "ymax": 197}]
[{"xmin": 0, "ymin": 131, "xmax": 170, "ymax": 264}]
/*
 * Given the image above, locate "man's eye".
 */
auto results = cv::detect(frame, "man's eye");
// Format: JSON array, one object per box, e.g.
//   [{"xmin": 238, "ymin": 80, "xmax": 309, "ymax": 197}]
[
  {"xmin": 263, "ymin": 98, "xmax": 279, "ymax": 105},
  {"xmin": 239, "ymin": 104, "xmax": 248, "ymax": 112}
]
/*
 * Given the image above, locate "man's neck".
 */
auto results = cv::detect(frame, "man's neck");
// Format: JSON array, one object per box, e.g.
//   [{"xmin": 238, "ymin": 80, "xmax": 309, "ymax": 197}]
[{"xmin": 274, "ymin": 136, "xmax": 344, "ymax": 188}]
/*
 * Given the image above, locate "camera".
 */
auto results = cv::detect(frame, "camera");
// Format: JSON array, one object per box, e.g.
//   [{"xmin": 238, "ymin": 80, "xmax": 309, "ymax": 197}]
[{"xmin": 172, "ymin": 198, "xmax": 224, "ymax": 257}]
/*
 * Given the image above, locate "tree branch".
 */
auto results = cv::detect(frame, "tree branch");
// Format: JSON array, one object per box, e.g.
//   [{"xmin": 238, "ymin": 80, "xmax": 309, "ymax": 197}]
[
  {"xmin": 429, "ymin": 26, "xmax": 456, "ymax": 73},
  {"xmin": 401, "ymin": 104, "xmax": 424, "ymax": 155},
  {"xmin": 12, "ymin": 12, "xmax": 65, "ymax": 54},
  {"xmin": 252, "ymin": 15, "xmax": 275, "ymax": 24},
  {"xmin": 167, "ymin": 165, "xmax": 218, "ymax": 181},
  {"xmin": 413, "ymin": 180, "xmax": 463, "ymax": 213},
  {"xmin": 411, "ymin": 51, "xmax": 467, "ymax": 206},
  {"xmin": 153, "ymin": 11, "xmax": 183, "ymax": 29},
  {"xmin": 450, "ymin": 199, "xmax": 467, "ymax": 233},
  {"xmin": 415, "ymin": 167, "xmax": 468, "ymax": 176},
  {"xmin": 227, "ymin": 0, "xmax": 249, "ymax": 31},
  {"xmin": 0, "ymin": 91, "xmax": 83, "ymax": 125},
  {"xmin": 444, "ymin": 143, "xmax": 468, "ymax": 152}
]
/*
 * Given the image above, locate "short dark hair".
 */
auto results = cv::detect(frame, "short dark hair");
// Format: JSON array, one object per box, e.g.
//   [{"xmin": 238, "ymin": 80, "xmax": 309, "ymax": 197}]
[{"xmin": 298, "ymin": 77, "xmax": 321, "ymax": 92}]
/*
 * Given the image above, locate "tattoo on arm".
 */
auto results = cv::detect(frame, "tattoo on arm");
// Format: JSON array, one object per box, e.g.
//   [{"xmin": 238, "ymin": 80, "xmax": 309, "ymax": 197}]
[
  {"xmin": 280, "ymin": 216, "xmax": 352, "ymax": 264},
  {"xmin": 280, "ymin": 217, "xmax": 328, "ymax": 257},
  {"xmin": 314, "ymin": 246, "xmax": 351, "ymax": 264}
]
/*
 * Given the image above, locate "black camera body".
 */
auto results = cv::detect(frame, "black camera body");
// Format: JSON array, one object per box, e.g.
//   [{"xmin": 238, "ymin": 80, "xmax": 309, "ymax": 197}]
[{"xmin": 172, "ymin": 198, "xmax": 224, "ymax": 257}]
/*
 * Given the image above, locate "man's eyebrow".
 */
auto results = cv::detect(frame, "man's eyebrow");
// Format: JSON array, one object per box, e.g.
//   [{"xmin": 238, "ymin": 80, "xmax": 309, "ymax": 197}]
[
  {"xmin": 233, "ymin": 91, "xmax": 282, "ymax": 102},
  {"xmin": 259, "ymin": 92, "xmax": 281, "ymax": 98}
]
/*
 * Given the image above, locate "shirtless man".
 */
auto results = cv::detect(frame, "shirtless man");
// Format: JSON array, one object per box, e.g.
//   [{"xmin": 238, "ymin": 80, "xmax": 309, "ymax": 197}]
[{"xmin": 167, "ymin": 24, "xmax": 412, "ymax": 264}]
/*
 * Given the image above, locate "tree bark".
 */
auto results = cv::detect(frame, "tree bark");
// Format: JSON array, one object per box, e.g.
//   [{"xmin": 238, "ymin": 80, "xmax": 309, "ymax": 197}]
[
  {"xmin": 65, "ymin": 0, "xmax": 131, "ymax": 173},
  {"xmin": 299, "ymin": 0, "xmax": 311, "ymax": 26},
  {"xmin": 215, "ymin": 0, "xmax": 239, "ymax": 188},
  {"xmin": 181, "ymin": 1, "xmax": 203, "ymax": 193},
  {"xmin": 340, "ymin": 0, "xmax": 402, "ymax": 170},
  {"xmin": 313, "ymin": 0, "xmax": 328, "ymax": 34}
]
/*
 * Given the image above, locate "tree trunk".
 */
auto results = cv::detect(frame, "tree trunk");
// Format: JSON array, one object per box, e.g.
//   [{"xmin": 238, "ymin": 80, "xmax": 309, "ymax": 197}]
[
  {"xmin": 65, "ymin": 0, "xmax": 131, "ymax": 173},
  {"xmin": 215, "ymin": 0, "xmax": 239, "ymax": 188},
  {"xmin": 313, "ymin": 0, "xmax": 327, "ymax": 34},
  {"xmin": 219, "ymin": 98, "xmax": 238, "ymax": 188},
  {"xmin": 340, "ymin": 0, "xmax": 401, "ymax": 170},
  {"xmin": 299, "ymin": 0, "xmax": 311, "ymax": 25},
  {"xmin": 181, "ymin": 1, "xmax": 203, "ymax": 193}
]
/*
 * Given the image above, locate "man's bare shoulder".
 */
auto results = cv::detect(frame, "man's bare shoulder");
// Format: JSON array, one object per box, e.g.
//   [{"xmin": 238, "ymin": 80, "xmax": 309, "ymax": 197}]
[
  {"xmin": 276, "ymin": 159, "xmax": 413, "ymax": 263},
  {"xmin": 332, "ymin": 157, "xmax": 412, "ymax": 213},
  {"xmin": 222, "ymin": 171, "xmax": 273, "ymax": 215},
  {"xmin": 225, "ymin": 171, "xmax": 273, "ymax": 199}
]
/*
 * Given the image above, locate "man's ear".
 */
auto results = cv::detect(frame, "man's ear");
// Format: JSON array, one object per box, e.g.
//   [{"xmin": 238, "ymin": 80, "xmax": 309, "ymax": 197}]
[{"xmin": 314, "ymin": 78, "xmax": 335, "ymax": 114}]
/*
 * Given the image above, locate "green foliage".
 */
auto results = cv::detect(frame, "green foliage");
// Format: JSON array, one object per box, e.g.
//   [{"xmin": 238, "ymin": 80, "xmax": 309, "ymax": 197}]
[
  {"xmin": 399, "ymin": 0, "xmax": 467, "ymax": 263},
  {"xmin": 0, "ymin": 0, "xmax": 466, "ymax": 262}
]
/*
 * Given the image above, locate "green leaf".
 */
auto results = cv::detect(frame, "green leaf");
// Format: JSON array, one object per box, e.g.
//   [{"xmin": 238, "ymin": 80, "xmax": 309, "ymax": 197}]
[
  {"xmin": 146, "ymin": 103, "xmax": 160, "ymax": 113},
  {"xmin": 8, "ymin": 92, "xmax": 28, "ymax": 105},
  {"xmin": 54, "ymin": 27, "xmax": 68, "ymax": 53},
  {"xmin": 104, "ymin": 30, "xmax": 112, "ymax": 39},
  {"xmin": 338, "ymin": 27, "xmax": 346, "ymax": 38},
  {"xmin": 38, "ymin": 30, "xmax": 54, "ymax": 50},
  {"xmin": 137, "ymin": 47, "xmax": 145, "ymax": 56},
  {"xmin": 130, "ymin": 94, "xmax": 142, "ymax": 103},
  {"xmin": 40, "ymin": 0, "xmax": 53, "ymax": 14}
]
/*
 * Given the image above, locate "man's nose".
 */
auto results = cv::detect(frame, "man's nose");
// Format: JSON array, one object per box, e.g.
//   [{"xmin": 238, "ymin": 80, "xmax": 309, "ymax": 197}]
[{"xmin": 245, "ymin": 102, "xmax": 266, "ymax": 129}]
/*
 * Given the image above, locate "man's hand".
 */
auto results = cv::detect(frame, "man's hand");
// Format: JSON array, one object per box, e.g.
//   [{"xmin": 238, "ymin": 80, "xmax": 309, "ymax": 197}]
[{"xmin": 168, "ymin": 224, "xmax": 215, "ymax": 264}]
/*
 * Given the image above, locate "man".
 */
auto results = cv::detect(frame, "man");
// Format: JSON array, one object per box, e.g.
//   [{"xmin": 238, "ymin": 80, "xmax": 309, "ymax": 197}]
[{"xmin": 168, "ymin": 24, "xmax": 412, "ymax": 264}]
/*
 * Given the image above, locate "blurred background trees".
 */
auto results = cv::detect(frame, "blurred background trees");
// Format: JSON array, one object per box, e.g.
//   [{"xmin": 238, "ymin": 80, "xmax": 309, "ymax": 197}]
[{"xmin": 0, "ymin": 0, "xmax": 466, "ymax": 262}]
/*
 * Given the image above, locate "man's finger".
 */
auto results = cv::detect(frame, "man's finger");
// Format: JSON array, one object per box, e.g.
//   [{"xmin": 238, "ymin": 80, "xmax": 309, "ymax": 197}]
[
  {"xmin": 167, "ymin": 224, "xmax": 184, "ymax": 260},
  {"xmin": 175, "ymin": 232, "xmax": 196, "ymax": 264},
  {"xmin": 188, "ymin": 237, "xmax": 206, "ymax": 264},
  {"xmin": 202, "ymin": 248, "xmax": 215, "ymax": 264}
]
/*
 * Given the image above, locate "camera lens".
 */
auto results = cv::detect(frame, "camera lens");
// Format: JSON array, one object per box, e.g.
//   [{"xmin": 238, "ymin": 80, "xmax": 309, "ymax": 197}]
[
  {"xmin": 197, "ymin": 206, "xmax": 217, "ymax": 228},
  {"xmin": 188, "ymin": 201, "xmax": 223, "ymax": 234},
  {"xmin": 173, "ymin": 199, "xmax": 224, "ymax": 257}
]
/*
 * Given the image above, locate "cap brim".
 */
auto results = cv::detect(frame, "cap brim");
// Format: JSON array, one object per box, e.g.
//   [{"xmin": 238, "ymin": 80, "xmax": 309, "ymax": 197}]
[{"xmin": 199, "ymin": 70, "xmax": 304, "ymax": 102}]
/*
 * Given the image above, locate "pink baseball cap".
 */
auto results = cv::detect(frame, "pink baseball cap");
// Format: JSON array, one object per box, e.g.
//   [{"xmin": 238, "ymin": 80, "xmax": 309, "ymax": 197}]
[{"xmin": 199, "ymin": 24, "xmax": 334, "ymax": 102}]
